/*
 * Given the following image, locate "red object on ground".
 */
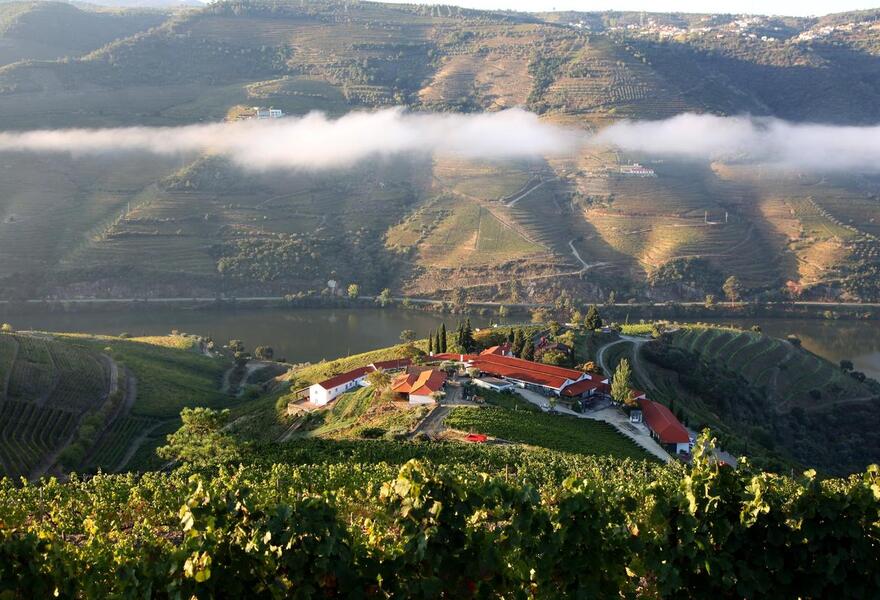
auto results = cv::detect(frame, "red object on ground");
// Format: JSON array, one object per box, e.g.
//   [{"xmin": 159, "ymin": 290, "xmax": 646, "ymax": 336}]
[{"xmin": 465, "ymin": 433, "xmax": 488, "ymax": 443}]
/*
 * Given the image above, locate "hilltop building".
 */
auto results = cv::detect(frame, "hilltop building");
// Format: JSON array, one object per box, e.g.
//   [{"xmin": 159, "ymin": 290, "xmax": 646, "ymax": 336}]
[
  {"xmin": 619, "ymin": 163, "xmax": 656, "ymax": 177},
  {"xmin": 391, "ymin": 369, "xmax": 447, "ymax": 404},
  {"xmin": 308, "ymin": 358, "xmax": 412, "ymax": 406},
  {"xmin": 253, "ymin": 106, "xmax": 284, "ymax": 120}
]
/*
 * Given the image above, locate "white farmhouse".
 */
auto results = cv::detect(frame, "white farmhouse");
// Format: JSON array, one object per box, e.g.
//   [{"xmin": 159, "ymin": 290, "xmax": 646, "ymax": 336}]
[{"xmin": 308, "ymin": 366, "xmax": 372, "ymax": 406}]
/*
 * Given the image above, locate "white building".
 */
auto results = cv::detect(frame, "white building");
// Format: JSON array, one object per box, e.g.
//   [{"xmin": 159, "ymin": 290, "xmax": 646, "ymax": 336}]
[
  {"xmin": 473, "ymin": 377, "xmax": 514, "ymax": 392},
  {"xmin": 308, "ymin": 359, "xmax": 412, "ymax": 406},
  {"xmin": 308, "ymin": 366, "xmax": 372, "ymax": 406}
]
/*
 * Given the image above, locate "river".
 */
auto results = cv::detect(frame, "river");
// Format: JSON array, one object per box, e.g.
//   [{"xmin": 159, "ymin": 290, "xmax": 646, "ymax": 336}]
[
  {"xmin": 2, "ymin": 307, "xmax": 878, "ymax": 379},
  {"xmin": 0, "ymin": 307, "xmax": 509, "ymax": 364}
]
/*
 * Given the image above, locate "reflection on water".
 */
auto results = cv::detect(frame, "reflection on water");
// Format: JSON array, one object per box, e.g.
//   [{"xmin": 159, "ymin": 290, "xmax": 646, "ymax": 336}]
[
  {"xmin": 0, "ymin": 307, "xmax": 507, "ymax": 365},
  {"xmin": 2, "ymin": 307, "xmax": 878, "ymax": 379}
]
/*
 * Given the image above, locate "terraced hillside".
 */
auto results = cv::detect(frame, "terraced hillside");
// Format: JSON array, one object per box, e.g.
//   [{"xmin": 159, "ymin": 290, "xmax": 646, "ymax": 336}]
[
  {"xmin": 0, "ymin": 333, "xmax": 109, "ymax": 480},
  {"xmin": 670, "ymin": 326, "xmax": 870, "ymax": 410},
  {"xmin": 0, "ymin": 1, "xmax": 878, "ymax": 302},
  {"xmin": 636, "ymin": 325, "xmax": 880, "ymax": 474},
  {"xmin": 0, "ymin": 1, "xmax": 165, "ymax": 68},
  {"xmin": 0, "ymin": 331, "xmax": 231, "ymax": 479}
]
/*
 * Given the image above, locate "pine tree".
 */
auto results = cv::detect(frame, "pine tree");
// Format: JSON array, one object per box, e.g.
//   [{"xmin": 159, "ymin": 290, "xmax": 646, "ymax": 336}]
[
  {"xmin": 584, "ymin": 305, "xmax": 603, "ymax": 330},
  {"xmin": 440, "ymin": 323, "xmax": 447, "ymax": 352},
  {"xmin": 428, "ymin": 330, "xmax": 434, "ymax": 354},
  {"xmin": 522, "ymin": 340, "xmax": 535, "ymax": 361}
]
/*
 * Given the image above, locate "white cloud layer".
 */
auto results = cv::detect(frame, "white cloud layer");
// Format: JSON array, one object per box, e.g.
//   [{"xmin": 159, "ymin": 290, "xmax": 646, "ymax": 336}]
[
  {"xmin": 0, "ymin": 108, "xmax": 578, "ymax": 170},
  {"xmin": 2, "ymin": 110, "xmax": 880, "ymax": 173},
  {"xmin": 594, "ymin": 113, "xmax": 880, "ymax": 172}
]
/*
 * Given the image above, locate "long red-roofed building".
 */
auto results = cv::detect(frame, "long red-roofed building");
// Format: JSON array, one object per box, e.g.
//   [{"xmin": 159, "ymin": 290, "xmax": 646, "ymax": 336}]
[
  {"xmin": 471, "ymin": 354, "xmax": 589, "ymax": 394},
  {"xmin": 638, "ymin": 398, "xmax": 690, "ymax": 454}
]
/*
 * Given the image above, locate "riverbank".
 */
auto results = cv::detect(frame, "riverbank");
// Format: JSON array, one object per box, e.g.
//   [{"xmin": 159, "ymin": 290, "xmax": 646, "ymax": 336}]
[{"xmin": 3, "ymin": 295, "xmax": 880, "ymax": 322}]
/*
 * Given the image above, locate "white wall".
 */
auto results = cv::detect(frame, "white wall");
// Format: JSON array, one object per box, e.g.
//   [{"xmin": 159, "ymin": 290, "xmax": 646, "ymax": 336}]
[
  {"xmin": 409, "ymin": 393, "xmax": 435, "ymax": 405},
  {"xmin": 309, "ymin": 376, "xmax": 366, "ymax": 406}
]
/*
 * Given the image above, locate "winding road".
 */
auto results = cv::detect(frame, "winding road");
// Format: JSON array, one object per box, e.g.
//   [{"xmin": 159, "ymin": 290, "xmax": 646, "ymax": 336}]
[{"xmin": 595, "ymin": 335, "xmax": 657, "ymax": 394}]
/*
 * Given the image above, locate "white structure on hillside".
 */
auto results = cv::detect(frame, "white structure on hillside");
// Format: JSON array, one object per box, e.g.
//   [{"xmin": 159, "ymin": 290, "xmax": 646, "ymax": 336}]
[
  {"xmin": 308, "ymin": 359, "xmax": 412, "ymax": 406},
  {"xmin": 254, "ymin": 107, "xmax": 284, "ymax": 120},
  {"xmin": 309, "ymin": 367, "xmax": 371, "ymax": 406}
]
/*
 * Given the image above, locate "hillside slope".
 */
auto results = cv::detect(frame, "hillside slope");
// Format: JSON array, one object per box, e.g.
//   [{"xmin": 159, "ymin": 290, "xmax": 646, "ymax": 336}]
[
  {"xmin": 0, "ymin": 331, "xmax": 229, "ymax": 479},
  {"xmin": 0, "ymin": 1, "xmax": 167, "ymax": 67},
  {"xmin": 0, "ymin": 1, "xmax": 877, "ymax": 302}
]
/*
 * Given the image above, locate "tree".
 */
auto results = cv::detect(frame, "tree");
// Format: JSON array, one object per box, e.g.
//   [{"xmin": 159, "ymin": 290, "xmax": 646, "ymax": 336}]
[
  {"xmin": 548, "ymin": 396, "xmax": 558, "ymax": 412},
  {"xmin": 254, "ymin": 346, "xmax": 274, "ymax": 360},
  {"xmin": 400, "ymin": 329, "xmax": 416, "ymax": 345},
  {"xmin": 366, "ymin": 368, "xmax": 392, "ymax": 394},
  {"xmin": 840, "ymin": 359, "xmax": 854, "ymax": 372},
  {"xmin": 427, "ymin": 331, "xmax": 434, "ymax": 354},
  {"xmin": 611, "ymin": 359, "xmax": 633, "ymax": 406},
  {"xmin": 579, "ymin": 361, "xmax": 599, "ymax": 374},
  {"xmin": 522, "ymin": 340, "xmax": 535, "ymax": 361},
  {"xmin": 584, "ymin": 305, "xmax": 602, "ymax": 330},
  {"xmin": 498, "ymin": 305, "xmax": 509, "ymax": 318},
  {"xmin": 723, "ymin": 276, "xmax": 743, "ymax": 302},
  {"xmin": 606, "ymin": 290, "xmax": 616, "ymax": 305},
  {"xmin": 376, "ymin": 288, "xmax": 392, "ymax": 307},
  {"xmin": 508, "ymin": 279, "xmax": 520, "ymax": 302},
  {"xmin": 227, "ymin": 339, "xmax": 245, "ymax": 353},
  {"xmin": 512, "ymin": 329, "xmax": 525, "ymax": 358},
  {"xmin": 456, "ymin": 319, "xmax": 475, "ymax": 353},
  {"xmin": 450, "ymin": 287, "xmax": 466, "ymax": 311},
  {"xmin": 440, "ymin": 323, "xmax": 447, "ymax": 353},
  {"xmin": 347, "ymin": 283, "xmax": 360, "ymax": 299},
  {"xmin": 704, "ymin": 294, "xmax": 716, "ymax": 308},
  {"xmin": 531, "ymin": 307, "xmax": 551, "ymax": 324},
  {"xmin": 548, "ymin": 320, "xmax": 561, "ymax": 337},
  {"xmin": 439, "ymin": 360, "xmax": 456, "ymax": 374},
  {"xmin": 435, "ymin": 329, "xmax": 443, "ymax": 354},
  {"xmin": 466, "ymin": 366, "xmax": 480, "ymax": 379},
  {"xmin": 156, "ymin": 408, "xmax": 242, "ymax": 469},
  {"xmin": 0, "ymin": 323, "xmax": 13, "ymax": 333},
  {"xmin": 540, "ymin": 349, "xmax": 568, "ymax": 366}
]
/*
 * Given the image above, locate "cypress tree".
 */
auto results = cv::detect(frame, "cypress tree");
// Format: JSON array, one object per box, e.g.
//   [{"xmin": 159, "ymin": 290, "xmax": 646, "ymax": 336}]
[
  {"xmin": 463, "ymin": 318, "xmax": 474, "ymax": 352},
  {"xmin": 440, "ymin": 323, "xmax": 447, "ymax": 352},
  {"xmin": 512, "ymin": 329, "xmax": 525, "ymax": 357},
  {"xmin": 522, "ymin": 340, "xmax": 535, "ymax": 361},
  {"xmin": 428, "ymin": 330, "xmax": 434, "ymax": 354},
  {"xmin": 584, "ymin": 305, "xmax": 603, "ymax": 331}
]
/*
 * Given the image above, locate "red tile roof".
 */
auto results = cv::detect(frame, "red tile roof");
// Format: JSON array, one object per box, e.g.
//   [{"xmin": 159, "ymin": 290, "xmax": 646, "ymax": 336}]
[
  {"xmin": 561, "ymin": 378, "xmax": 607, "ymax": 397},
  {"xmin": 638, "ymin": 399, "xmax": 689, "ymax": 444},
  {"xmin": 480, "ymin": 344, "xmax": 511, "ymax": 356},
  {"xmin": 371, "ymin": 358, "xmax": 412, "ymax": 370},
  {"xmin": 316, "ymin": 366, "xmax": 372, "ymax": 390},
  {"xmin": 472, "ymin": 354, "xmax": 584, "ymax": 390},
  {"xmin": 432, "ymin": 353, "xmax": 477, "ymax": 361},
  {"xmin": 392, "ymin": 369, "xmax": 447, "ymax": 396}
]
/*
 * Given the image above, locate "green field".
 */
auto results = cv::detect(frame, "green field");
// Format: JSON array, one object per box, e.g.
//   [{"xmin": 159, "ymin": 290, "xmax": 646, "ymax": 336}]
[{"xmin": 445, "ymin": 406, "xmax": 651, "ymax": 461}]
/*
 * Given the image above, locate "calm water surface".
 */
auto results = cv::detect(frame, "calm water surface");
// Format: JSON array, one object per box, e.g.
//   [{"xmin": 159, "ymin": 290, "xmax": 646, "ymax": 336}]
[
  {"xmin": 3, "ymin": 307, "xmax": 879, "ymax": 379},
  {"xmin": 0, "ymin": 307, "xmax": 508, "ymax": 364}
]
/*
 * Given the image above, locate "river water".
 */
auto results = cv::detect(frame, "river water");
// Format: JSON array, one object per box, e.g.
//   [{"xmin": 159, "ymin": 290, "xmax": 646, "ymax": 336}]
[{"xmin": 2, "ymin": 307, "xmax": 878, "ymax": 378}]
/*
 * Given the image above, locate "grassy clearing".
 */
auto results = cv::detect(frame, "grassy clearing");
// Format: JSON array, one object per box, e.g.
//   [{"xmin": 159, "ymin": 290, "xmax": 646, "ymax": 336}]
[
  {"xmin": 445, "ymin": 406, "xmax": 652, "ymax": 461},
  {"xmin": 57, "ymin": 334, "xmax": 228, "ymax": 419}
]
